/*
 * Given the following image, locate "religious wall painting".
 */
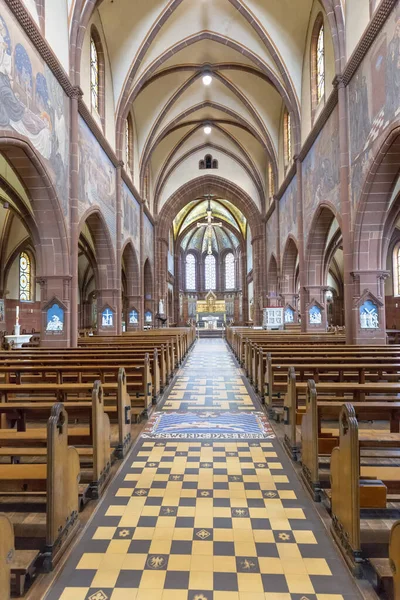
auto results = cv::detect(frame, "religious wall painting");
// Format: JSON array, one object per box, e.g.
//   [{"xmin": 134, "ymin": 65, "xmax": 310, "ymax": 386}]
[
  {"xmin": 143, "ymin": 214, "xmax": 154, "ymax": 263},
  {"xmin": 145, "ymin": 310, "xmax": 153, "ymax": 324},
  {"xmin": 246, "ymin": 224, "xmax": 253, "ymax": 274},
  {"xmin": 360, "ymin": 299, "xmax": 379, "ymax": 329},
  {"xmin": 308, "ymin": 300, "xmax": 324, "ymax": 326},
  {"xmin": 349, "ymin": 5, "xmax": 400, "ymax": 209},
  {"xmin": 0, "ymin": 6, "xmax": 70, "ymax": 216},
  {"xmin": 279, "ymin": 177, "xmax": 297, "ymax": 257},
  {"xmin": 0, "ymin": 299, "xmax": 4, "ymax": 323},
  {"xmin": 302, "ymin": 107, "xmax": 340, "ymax": 240},
  {"xmin": 284, "ymin": 305, "xmax": 295, "ymax": 324},
  {"xmin": 122, "ymin": 182, "xmax": 140, "ymax": 250},
  {"xmin": 78, "ymin": 117, "xmax": 116, "ymax": 241},
  {"xmin": 129, "ymin": 309, "xmax": 139, "ymax": 325},
  {"xmin": 45, "ymin": 303, "xmax": 64, "ymax": 333},
  {"xmin": 101, "ymin": 306, "xmax": 114, "ymax": 328}
]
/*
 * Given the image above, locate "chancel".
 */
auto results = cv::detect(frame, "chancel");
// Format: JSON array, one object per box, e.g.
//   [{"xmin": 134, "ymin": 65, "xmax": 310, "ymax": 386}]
[{"xmin": 0, "ymin": 1, "xmax": 400, "ymax": 599}]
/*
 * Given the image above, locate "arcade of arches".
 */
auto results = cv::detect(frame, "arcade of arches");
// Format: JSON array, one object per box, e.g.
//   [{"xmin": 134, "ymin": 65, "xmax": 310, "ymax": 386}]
[
  {"xmin": 0, "ymin": 1, "xmax": 398, "ymax": 346},
  {"xmin": 1, "ymin": 2, "xmax": 400, "ymax": 600}
]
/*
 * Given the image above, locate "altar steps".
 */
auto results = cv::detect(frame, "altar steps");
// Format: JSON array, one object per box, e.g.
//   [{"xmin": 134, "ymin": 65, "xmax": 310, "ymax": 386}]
[{"xmin": 197, "ymin": 329, "xmax": 224, "ymax": 338}]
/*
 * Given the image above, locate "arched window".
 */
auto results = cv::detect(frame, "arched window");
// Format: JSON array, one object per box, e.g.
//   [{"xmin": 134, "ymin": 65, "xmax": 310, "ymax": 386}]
[
  {"xmin": 186, "ymin": 254, "xmax": 196, "ymax": 291},
  {"xmin": 311, "ymin": 15, "xmax": 325, "ymax": 114},
  {"xmin": 225, "ymin": 252, "xmax": 235, "ymax": 290},
  {"xmin": 205, "ymin": 254, "xmax": 216, "ymax": 290},
  {"xmin": 284, "ymin": 110, "xmax": 292, "ymax": 167},
  {"xmin": 125, "ymin": 114, "xmax": 133, "ymax": 175},
  {"xmin": 268, "ymin": 163, "xmax": 275, "ymax": 200},
  {"xmin": 212, "ymin": 159, "xmax": 218, "ymax": 169},
  {"xmin": 393, "ymin": 243, "xmax": 400, "ymax": 296},
  {"xmin": 19, "ymin": 251, "xmax": 32, "ymax": 301},
  {"xmin": 205, "ymin": 154, "xmax": 212, "ymax": 169},
  {"xmin": 90, "ymin": 27, "xmax": 105, "ymax": 125}
]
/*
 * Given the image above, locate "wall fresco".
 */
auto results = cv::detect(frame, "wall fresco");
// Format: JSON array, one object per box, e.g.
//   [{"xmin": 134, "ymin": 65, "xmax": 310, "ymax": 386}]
[
  {"xmin": 122, "ymin": 181, "xmax": 140, "ymax": 251},
  {"xmin": 78, "ymin": 117, "xmax": 116, "ymax": 242},
  {"xmin": 349, "ymin": 5, "xmax": 400, "ymax": 210},
  {"xmin": 0, "ymin": 4, "xmax": 70, "ymax": 216},
  {"xmin": 302, "ymin": 106, "xmax": 340, "ymax": 240},
  {"xmin": 279, "ymin": 176, "xmax": 297, "ymax": 257},
  {"xmin": 143, "ymin": 213, "xmax": 154, "ymax": 264}
]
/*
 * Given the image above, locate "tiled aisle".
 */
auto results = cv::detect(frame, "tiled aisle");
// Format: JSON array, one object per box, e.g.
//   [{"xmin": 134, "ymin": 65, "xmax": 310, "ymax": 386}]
[{"xmin": 47, "ymin": 339, "xmax": 362, "ymax": 600}]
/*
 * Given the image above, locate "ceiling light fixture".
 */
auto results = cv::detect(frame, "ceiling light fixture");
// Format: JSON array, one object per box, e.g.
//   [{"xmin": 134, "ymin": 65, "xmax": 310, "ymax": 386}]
[
  {"xmin": 204, "ymin": 125, "xmax": 212, "ymax": 135},
  {"xmin": 202, "ymin": 73, "xmax": 213, "ymax": 86}
]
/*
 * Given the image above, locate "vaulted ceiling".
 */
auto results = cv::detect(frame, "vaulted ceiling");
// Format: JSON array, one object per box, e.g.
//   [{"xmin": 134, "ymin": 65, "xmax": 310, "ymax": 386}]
[{"xmin": 72, "ymin": 0, "xmax": 342, "ymax": 219}]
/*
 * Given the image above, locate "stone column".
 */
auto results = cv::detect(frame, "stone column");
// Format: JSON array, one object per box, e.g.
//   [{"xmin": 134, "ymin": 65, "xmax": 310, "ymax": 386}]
[
  {"xmin": 115, "ymin": 162, "xmax": 123, "ymax": 334},
  {"xmin": 69, "ymin": 87, "xmax": 83, "ymax": 347},
  {"xmin": 252, "ymin": 235, "xmax": 265, "ymax": 326},
  {"xmin": 336, "ymin": 76, "xmax": 353, "ymax": 343},
  {"xmin": 295, "ymin": 156, "xmax": 307, "ymax": 331},
  {"xmin": 140, "ymin": 204, "xmax": 144, "ymax": 329}
]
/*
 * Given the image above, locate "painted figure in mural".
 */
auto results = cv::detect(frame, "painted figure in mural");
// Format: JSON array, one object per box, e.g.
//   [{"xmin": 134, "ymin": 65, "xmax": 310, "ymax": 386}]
[
  {"xmin": 284, "ymin": 308, "xmax": 294, "ymax": 323},
  {"xmin": 46, "ymin": 314, "xmax": 63, "ymax": 331},
  {"xmin": 129, "ymin": 310, "xmax": 138, "ymax": 324},
  {"xmin": 102, "ymin": 309, "xmax": 113, "ymax": 327},
  {"xmin": 386, "ymin": 12, "xmax": 400, "ymax": 120},
  {"xmin": 349, "ymin": 73, "xmax": 371, "ymax": 160},
  {"xmin": 309, "ymin": 306, "xmax": 322, "ymax": 324},
  {"xmin": 360, "ymin": 300, "xmax": 379, "ymax": 329}
]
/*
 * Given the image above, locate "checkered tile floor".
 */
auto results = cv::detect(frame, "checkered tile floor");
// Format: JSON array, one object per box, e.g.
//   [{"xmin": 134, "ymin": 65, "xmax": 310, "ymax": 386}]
[{"xmin": 47, "ymin": 340, "xmax": 362, "ymax": 600}]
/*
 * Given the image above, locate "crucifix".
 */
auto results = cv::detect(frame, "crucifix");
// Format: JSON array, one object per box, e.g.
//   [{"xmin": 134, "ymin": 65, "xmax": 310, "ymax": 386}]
[{"xmin": 197, "ymin": 194, "xmax": 223, "ymax": 254}]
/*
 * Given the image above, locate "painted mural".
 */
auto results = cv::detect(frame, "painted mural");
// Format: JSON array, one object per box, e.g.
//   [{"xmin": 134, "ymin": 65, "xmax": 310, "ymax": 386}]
[
  {"xmin": 302, "ymin": 107, "xmax": 340, "ymax": 240},
  {"xmin": 122, "ymin": 182, "xmax": 140, "ymax": 250},
  {"xmin": 78, "ymin": 117, "xmax": 116, "ymax": 242},
  {"xmin": 0, "ymin": 4, "xmax": 70, "ymax": 215},
  {"xmin": 143, "ymin": 213, "xmax": 154, "ymax": 263},
  {"xmin": 279, "ymin": 176, "xmax": 297, "ymax": 257},
  {"xmin": 349, "ymin": 5, "xmax": 400, "ymax": 210}
]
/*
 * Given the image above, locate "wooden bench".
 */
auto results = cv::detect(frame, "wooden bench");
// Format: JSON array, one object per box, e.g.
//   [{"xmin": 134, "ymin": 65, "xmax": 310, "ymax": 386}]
[
  {"xmin": 370, "ymin": 520, "xmax": 400, "ymax": 598},
  {"xmin": 0, "ymin": 380, "xmax": 118, "ymax": 497},
  {"xmin": 330, "ymin": 403, "xmax": 400, "ymax": 576},
  {"xmin": 0, "ymin": 404, "xmax": 80, "ymax": 575}
]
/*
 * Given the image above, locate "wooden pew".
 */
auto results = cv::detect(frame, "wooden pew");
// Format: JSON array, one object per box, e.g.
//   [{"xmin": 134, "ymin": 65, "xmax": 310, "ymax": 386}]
[
  {"xmin": 0, "ymin": 380, "xmax": 116, "ymax": 497},
  {"xmin": 370, "ymin": 520, "xmax": 400, "ymax": 599},
  {"xmin": 299, "ymin": 380, "xmax": 400, "ymax": 501},
  {"xmin": 0, "ymin": 514, "xmax": 13, "ymax": 600},
  {"xmin": 0, "ymin": 404, "xmax": 80, "ymax": 574},
  {"xmin": 330, "ymin": 403, "xmax": 400, "ymax": 576}
]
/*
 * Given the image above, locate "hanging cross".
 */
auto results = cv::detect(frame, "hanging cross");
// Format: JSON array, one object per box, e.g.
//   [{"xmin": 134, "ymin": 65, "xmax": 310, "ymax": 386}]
[{"xmin": 197, "ymin": 195, "xmax": 223, "ymax": 254}]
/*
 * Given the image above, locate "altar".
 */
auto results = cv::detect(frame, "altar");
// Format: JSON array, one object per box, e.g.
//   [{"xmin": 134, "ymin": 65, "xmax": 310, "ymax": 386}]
[
  {"xmin": 5, "ymin": 334, "xmax": 32, "ymax": 349},
  {"xmin": 196, "ymin": 291, "xmax": 226, "ymax": 329}
]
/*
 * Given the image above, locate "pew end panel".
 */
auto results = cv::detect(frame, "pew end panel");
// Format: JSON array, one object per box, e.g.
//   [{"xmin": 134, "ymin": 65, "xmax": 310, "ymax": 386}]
[
  {"xmin": 91, "ymin": 381, "xmax": 112, "ymax": 499},
  {"xmin": 117, "ymin": 368, "xmax": 132, "ymax": 459},
  {"xmin": 283, "ymin": 367, "xmax": 300, "ymax": 461},
  {"xmin": 0, "ymin": 513, "xmax": 14, "ymax": 600},
  {"xmin": 300, "ymin": 380, "xmax": 321, "ymax": 501}
]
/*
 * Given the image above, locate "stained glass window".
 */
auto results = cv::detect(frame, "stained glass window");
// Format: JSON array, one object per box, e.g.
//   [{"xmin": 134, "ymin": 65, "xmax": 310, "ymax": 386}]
[
  {"xmin": 316, "ymin": 25, "xmax": 325, "ymax": 104},
  {"xmin": 225, "ymin": 253, "xmax": 235, "ymax": 290},
  {"xmin": 90, "ymin": 37, "xmax": 99, "ymax": 113},
  {"xmin": 205, "ymin": 254, "xmax": 216, "ymax": 290},
  {"xmin": 186, "ymin": 254, "xmax": 196, "ymax": 291},
  {"xmin": 284, "ymin": 111, "xmax": 292, "ymax": 166},
  {"xmin": 268, "ymin": 163, "xmax": 274, "ymax": 200},
  {"xmin": 19, "ymin": 252, "xmax": 31, "ymax": 301}
]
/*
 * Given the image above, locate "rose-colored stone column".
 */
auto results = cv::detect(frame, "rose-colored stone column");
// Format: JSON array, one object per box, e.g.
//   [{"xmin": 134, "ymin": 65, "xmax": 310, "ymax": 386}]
[
  {"xmin": 115, "ymin": 162, "xmax": 123, "ymax": 334},
  {"xmin": 296, "ymin": 156, "xmax": 307, "ymax": 331}
]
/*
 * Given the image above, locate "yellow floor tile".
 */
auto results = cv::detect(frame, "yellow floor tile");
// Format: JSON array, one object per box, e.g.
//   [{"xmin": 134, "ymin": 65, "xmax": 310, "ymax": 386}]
[
  {"xmin": 258, "ymin": 557, "xmax": 284, "ymax": 574},
  {"xmin": 59, "ymin": 589, "xmax": 88, "ymax": 600},
  {"xmin": 277, "ymin": 544, "xmax": 302, "ymax": 560},
  {"xmin": 191, "ymin": 553, "xmax": 214, "ymax": 571},
  {"xmin": 237, "ymin": 573, "xmax": 264, "ymax": 593},
  {"xmin": 161, "ymin": 591, "xmax": 189, "ymax": 600},
  {"xmin": 91, "ymin": 567, "xmax": 121, "ymax": 588},
  {"xmin": 149, "ymin": 540, "xmax": 172, "ymax": 554},
  {"xmin": 111, "ymin": 590, "xmax": 138, "ymax": 600},
  {"xmin": 167, "ymin": 554, "xmax": 192, "ymax": 571},
  {"xmin": 214, "ymin": 593, "xmax": 240, "ymax": 600},
  {"xmin": 139, "ymin": 570, "xmax": 166, "ymax": 589},
  {"xmin": 213, "ymin": 555, "xmax": 237, "ymax": 572},
  {"xmin": 92, "ymin": 526, "xmax": 116, "ymax": 540},
  {"xmin": 303, "ymin": 558, "xmax": 332, "ymax": 576},
  {"xmin": 214, "ymin": 528, "xmax": 234, "ymax": 541},
  {"xmin": 188, "ymin": 569, "xmax": 214, "ymax": 590},
  {"xmin": 192, "ymin": 540, "xmax": 214, "ymax": 555},
  {"xmin": 136, "ymin": 590, "xmax": 163, "ymax": 600},
  {"xmin": 234, "ymin": 541, "xmax": 257, "ymax": 556},
  {"xmin": 76, "ymin": 553, "xmax": 104, "ymax": 570},
  {"xmin": 293, "ymin": 530, "xmax": 317, "ymax": 544},
  {"xmin": 105, "ymin": 540, "xmax": 130, "ymax": 554},
  {"xmin": 122, "ymin": 553, "xmax": 147, "ymax": 570},
  {"xmin": 281, "ymin": 557, "xmax": 307, "ymax": 575},
  {"xmin": 172, "ymin": 527, "xmax": 193, "ymax": 540},
  {"xmin": 285, "ymin": 572, "xmax": 315, "ymax": 594}
]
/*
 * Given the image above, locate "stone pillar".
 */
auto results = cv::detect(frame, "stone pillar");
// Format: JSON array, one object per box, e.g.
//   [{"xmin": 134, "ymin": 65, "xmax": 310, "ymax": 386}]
[
  {"xmin": 336, "ymin": 76, "xmax": 353, "ymax": 343},
  {"xmin": 295, "ymin": 156, "xmax": 307, "ymax": 331},
  {"xmin": 140, "ymin": 205, "xmax": 144, "ymax": 329},
  {"xmin": 38, "ymin": 276, "xmax": 71, "ymax": 347},
  {"xmin": 351, "ymin": 270, "xmax": 389, "ymax": 345},
  {"xmin": 252, "ymin": 235, "xmax": 265, "ymax": 326},
  {"xmin": 303, "ymin": 286, "xmax": 328, "ymax": 332},
  {"xmin": 69, "ymin": 87, "xmax": 83, "ymax": 347},
  {"xmin": 115, "ymin": 162, "xmax": 123, "ymax": 334},
  {"xmin": 155, "ymin": 230, "xmax": 169, "ymax": 320}
]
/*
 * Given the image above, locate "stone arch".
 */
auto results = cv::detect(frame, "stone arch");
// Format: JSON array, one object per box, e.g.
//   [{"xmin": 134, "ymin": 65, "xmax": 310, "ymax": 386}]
[
  {"xmin": 79, "ymin": 208, "xmax": 116, "ymax": 291},
  {"xmin": 0, "ymin": 136, "xmax": 69, "ymax": 276},
  {"xmin": 281, "ymin": 236, "xmax": 299, "ymax": 295},
  {"xmin": 306, "ymin": 204, "xmax": 342, "ymax": 288},
  {"xmin": 353, "ymin": 122, "xmax": 400, "ymax": 272},
  {"xmin": 121, "ymin": 240, "xmax": 140, "ymax": 298}
]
